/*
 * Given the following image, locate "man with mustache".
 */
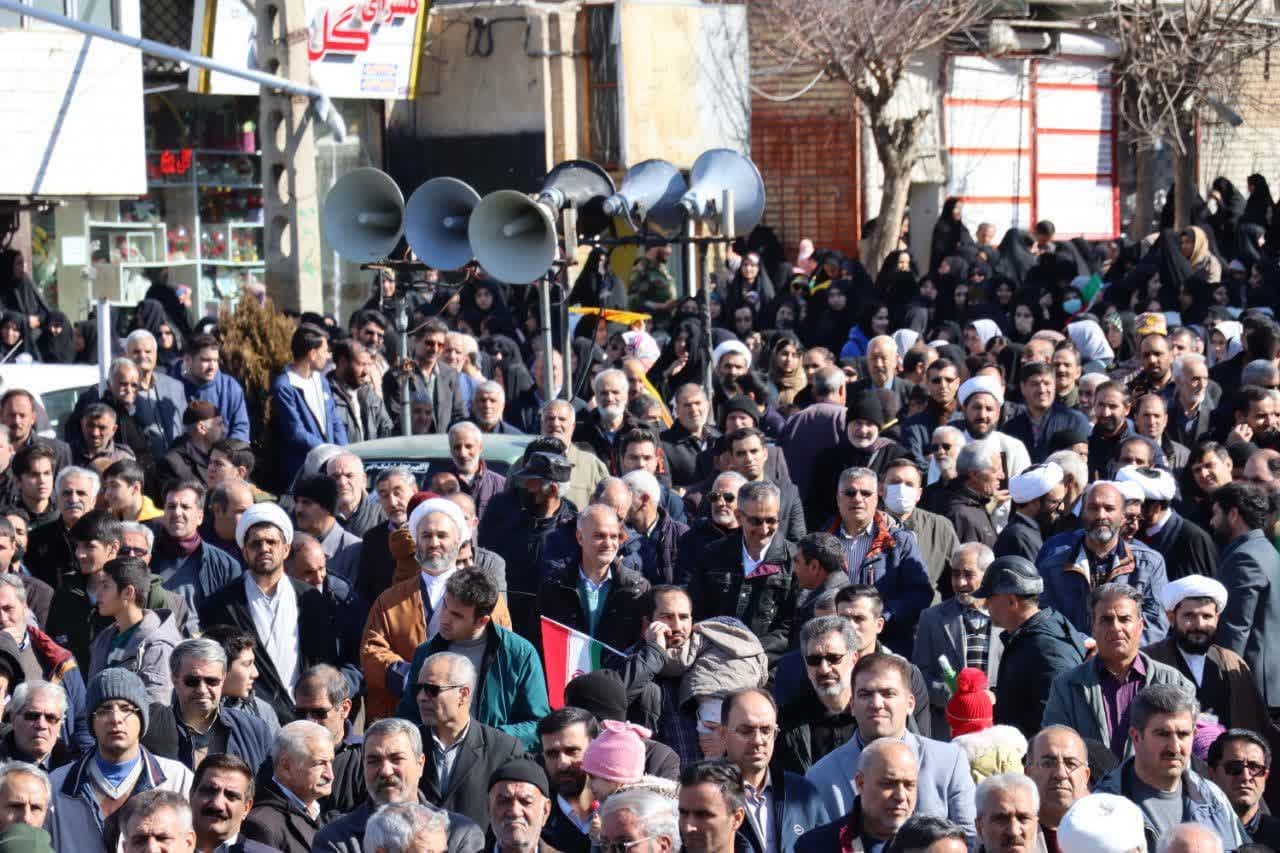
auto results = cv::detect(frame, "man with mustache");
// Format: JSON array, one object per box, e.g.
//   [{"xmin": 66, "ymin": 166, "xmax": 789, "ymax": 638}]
[
  {"xmin": 1043, "ymin": 584, "xmax": 1193, "ymax": 759},
  {"xmin": 243, "ymin": 721, "xmax": 335, "ymax": 853},
  {"xmin": 488, "ymin": 758, "xmax": 556, "ymax": 853},
  {"xmin": 574, "ymin": 369, "xmax": 630, "ymax": 474},
  {"xmin": 1093, "ymin": 685, "xmax": 1245, "ymax": 851},
  {"xmin": 995, "ymin": 463, "xmax": 1066, "ymax": 563},
  {"xmin": 1086, "ymin": 383, "xmax": 1137, "ymax": 481},
  {"xmin": 312, "ymin": 718, "xmax": 482, "ymax": 853},
  {"xmin": 974, "ymin": 774, "xmax": 1040, "ymax": 853},
  {"xmin": 1207, "ymin": 729, "xmax": 1280, "ymax": 850},
  {"xmin": 1038, "ymin": 482, "xmax": 1170, "ymax": 643},
  {"xmin": 913, "ymin": 544, "xmax": 1005, "ymax": 738},
  {"xmin": 776, "ymin": 616, "xmax": 858, "ymax": 775},
  {"xmin": 191, "ymin": 753, "xmax": 273, "ymax": 853},
  {"xmin": 1025, "ymin": 726, "xmax": 1091, "ymax": 853},
  {"xmin": 1143, "ymin": 575, "xmax": 1271, "ymax": 738}
]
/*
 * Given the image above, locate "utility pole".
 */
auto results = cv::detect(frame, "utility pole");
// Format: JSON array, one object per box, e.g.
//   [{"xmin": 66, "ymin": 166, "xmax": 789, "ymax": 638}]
[{"xmin": 256, "ymin": 0, "xmax": 324, "ymax": 312}]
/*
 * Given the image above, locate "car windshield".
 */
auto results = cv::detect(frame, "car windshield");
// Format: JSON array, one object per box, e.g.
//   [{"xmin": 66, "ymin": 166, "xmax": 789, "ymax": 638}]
[
  {"xmin": 362, "ymin": 455, "xmax": 520, "ymax": 490},
  {"xmin": 42, "ymin": 386, "xmax": 93, "ymax": 436}
]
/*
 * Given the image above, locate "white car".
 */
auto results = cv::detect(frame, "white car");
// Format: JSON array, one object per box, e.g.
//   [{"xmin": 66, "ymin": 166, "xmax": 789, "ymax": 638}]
[{"xmin": 0, "ymin": 364, "xmax": 100, "ymax": 438}]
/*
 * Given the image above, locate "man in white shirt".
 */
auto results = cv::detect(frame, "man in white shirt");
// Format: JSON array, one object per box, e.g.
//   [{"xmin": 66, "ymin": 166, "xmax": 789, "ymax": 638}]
[{"xmin": 201, "ymin": 503, "xmax": 358, "ymax": 726}]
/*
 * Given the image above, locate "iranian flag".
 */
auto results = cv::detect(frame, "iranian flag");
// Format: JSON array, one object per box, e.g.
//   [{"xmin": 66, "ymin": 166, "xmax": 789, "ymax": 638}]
[{"xmin": 541, "ymin": 617, "xmax": 625, "ymax": 709}]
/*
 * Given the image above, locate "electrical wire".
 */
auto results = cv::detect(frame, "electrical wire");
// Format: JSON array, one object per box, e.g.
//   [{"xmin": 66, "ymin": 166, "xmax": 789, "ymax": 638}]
[{"xmin": 748, "ymin": 68, "xmax": 827, "ymax": 102}]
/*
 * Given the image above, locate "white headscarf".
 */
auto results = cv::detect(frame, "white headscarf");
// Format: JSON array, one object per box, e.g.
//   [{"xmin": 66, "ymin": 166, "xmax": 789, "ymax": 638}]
[
  {"xmin": 969, "ymin": 318, "xmax": 1002, "ymax": 349},
  {"xmin": 892, "ymin": 328, "xmax": 920, "ymax": 356},
  {"xmin": 1066, "ymin": 320, "xmax": 1114, "ymax": 365}
]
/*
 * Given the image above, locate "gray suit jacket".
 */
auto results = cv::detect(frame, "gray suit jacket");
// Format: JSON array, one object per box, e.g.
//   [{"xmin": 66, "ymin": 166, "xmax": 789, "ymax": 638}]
[
  {"xmin": 1041, "ymin": 651, "xmax": 1195, "ymax": 757},
  {"xmin": 805, "ymin": 731, "xmax": 976, "ymax": 839},
  {"xmin": 1216, "ymin": 529, "xmax": 1280, "ymax": 707},
  {"xmin": 911, "ymin": 599, "xmax": 1005, "ymax": 738},
  {"xmin": 320, "ymin": 521, "xmax": 364, "ymax": 588}
]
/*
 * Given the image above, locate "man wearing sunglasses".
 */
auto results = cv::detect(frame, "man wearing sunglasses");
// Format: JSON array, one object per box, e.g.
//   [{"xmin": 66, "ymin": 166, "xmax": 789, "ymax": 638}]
[
  {"xmin": 140, "ymin": 638, "xmax": 271, "ymax": 775},
  {"xmin": 0, "ymin": 681, "xmax": 73, "ymax": 770},
  {"xmin": 414, "ymin": 651, "xmax": 523, "ymax": 829},
  {"xmin": 1208, "ymin": 729, "xmax": 1280, "ymax": 850},
  {"xmin": 688, "ymin": 481, "xmax": 796, "ymax": 659},
  {"xmin": 675, "ymin": 472, "xmax": 744, "ymax": 585}
]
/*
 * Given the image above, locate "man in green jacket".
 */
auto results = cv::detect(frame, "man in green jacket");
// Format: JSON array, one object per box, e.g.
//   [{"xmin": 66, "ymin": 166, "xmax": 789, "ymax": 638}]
[{"xmin": 394, "ymin": 567, "xmax": 548, "ymax": 749}]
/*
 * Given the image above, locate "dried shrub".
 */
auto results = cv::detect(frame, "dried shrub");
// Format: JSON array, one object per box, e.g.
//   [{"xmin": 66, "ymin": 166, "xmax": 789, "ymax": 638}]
[{"xmin": 217, "ymin": 297, "xmax": 295, "ymax": 437}]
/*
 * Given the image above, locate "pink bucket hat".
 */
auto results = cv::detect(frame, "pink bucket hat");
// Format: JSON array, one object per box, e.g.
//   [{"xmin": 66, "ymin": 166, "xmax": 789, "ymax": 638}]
[{"xmin": 582, "ymin": 720, "xmax": 651, "ymax": 784}]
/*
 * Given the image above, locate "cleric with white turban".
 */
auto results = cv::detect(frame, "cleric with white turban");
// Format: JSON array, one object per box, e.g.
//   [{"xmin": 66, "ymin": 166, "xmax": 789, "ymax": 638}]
[
  {"xmin": 1009, "ymin": 462, "xmax": 1064, "ymax": 505},
  {"xmin": 235, "ymin": 502, "xmax": 294, "ymax": 549},
  {"xmin": 1115, "ymin": 465, "xmax": 1178, "ymax": 502},
  {"xmin": 958, "ymin": 375, "xmax": 1004, "ymax": 407},
  {"xmin": 712, "ymin": 340, "xmax": 751, "ymax": 370},
  {"xmin": 1159, "ymin": 575, "xmax": 1229, "ymax": 614},
  {"xmin": 408, "ymin": 497, "xmax": 470, "ymax": 545}
]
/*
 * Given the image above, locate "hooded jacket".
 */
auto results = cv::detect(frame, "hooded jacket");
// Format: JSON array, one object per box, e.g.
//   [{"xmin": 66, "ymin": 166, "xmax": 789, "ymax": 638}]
[
  {"xmin": 678, "ymin": 617, "xmax": 769, "ymax": 708},
  {"xmin": 87, "ymin": 609, "xmax": 182, "ymax": 707}
]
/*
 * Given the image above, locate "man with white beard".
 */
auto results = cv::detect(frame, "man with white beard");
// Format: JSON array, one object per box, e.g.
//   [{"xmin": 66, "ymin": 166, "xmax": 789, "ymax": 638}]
[
  {"xmin": 359, "ymin": 498, "xmax": 467, "ymax": 721},
  {"xmin": 574, "ymin": 368, "xmax": 630, "ymax": 474}
]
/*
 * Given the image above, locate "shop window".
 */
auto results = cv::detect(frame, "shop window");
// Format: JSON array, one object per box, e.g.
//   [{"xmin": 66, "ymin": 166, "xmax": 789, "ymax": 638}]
[{"xmin": 6, "ymin": 0, "xmax": 115, "ymax": 28}]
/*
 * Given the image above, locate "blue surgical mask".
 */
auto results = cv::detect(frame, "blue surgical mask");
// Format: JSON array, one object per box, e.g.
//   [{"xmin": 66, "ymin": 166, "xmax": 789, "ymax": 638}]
[{"xmin": 1063, "ymin": 298, "xmax": 1082, "ymax": 314}]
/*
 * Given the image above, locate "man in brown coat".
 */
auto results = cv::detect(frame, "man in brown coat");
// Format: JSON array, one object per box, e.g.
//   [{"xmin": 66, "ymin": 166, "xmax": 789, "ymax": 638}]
[{"xmin": 1142, "ymin": 575, "xmax": 1271, "ymax": 734}]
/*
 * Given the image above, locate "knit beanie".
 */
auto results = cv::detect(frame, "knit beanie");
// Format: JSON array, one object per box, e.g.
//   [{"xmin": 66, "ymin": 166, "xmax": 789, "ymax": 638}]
[
  {"xmin": 582, "ymin": 720, "xmax": 650, "ymax": 784},
  {"xmin": 88, "ymin": 668, "xmax": 149, "ymax": 735},
  {"xmin": 564, "ymin": 670, "xmax": 629, "ymax": 722},
  {"xmin": 945, "ymin": 667, "xmax": 993, "ymax": 737},
  {"xmin": 845, "ymin": 388, "xmax": 885, "ymax": 428},
  {"xmin": 293, "ymin": 473, "xmax": 339, "ymax": 516}
]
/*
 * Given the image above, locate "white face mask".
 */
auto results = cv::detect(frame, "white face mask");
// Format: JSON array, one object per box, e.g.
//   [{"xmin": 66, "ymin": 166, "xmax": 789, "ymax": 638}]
[{"xmin": 883, "ymin": 483, "xmax": 920, "ymax": 515}]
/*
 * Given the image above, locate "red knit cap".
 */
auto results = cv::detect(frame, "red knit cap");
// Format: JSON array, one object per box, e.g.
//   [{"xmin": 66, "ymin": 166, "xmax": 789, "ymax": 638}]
[{"xmin": 945, "ymin": 667, "xmax": 994, "ymax": 737}]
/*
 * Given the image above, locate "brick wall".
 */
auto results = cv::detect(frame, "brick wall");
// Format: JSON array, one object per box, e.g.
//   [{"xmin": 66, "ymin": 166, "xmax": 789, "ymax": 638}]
[
  {"xmin": 748, "ymin": 0, "xmax": 860, "ymax": 259},
  {"xmin": 1199, "ymin": 49, "xmax": 1280, "ymax": 192}
]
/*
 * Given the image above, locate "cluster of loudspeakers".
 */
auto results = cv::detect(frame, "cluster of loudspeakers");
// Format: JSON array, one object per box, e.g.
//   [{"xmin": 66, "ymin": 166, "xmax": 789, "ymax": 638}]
[{"xmin": 321, "ymin": 149, "xmax": 766, "ymax": 284}]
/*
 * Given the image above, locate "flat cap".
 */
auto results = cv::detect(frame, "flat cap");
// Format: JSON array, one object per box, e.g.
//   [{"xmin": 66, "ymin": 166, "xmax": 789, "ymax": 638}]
[{"xmin": 974, "ymin": 555, "xmax": 1044, "ymax": 598}]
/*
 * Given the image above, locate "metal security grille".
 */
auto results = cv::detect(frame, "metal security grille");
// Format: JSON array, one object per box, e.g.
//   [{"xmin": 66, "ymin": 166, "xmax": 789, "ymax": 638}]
[
  {"xmin": 587, "ymin": 5, "xmax": 619, "ymax": 168},
  {"xmin": 141, "ymin": 0, "xmax": 193, "ymax": 77}
]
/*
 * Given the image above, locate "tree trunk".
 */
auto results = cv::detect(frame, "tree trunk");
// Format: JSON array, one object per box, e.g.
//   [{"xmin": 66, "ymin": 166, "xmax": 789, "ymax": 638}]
[
  {"xmin": 1172, "ymin": 118, "xmax": 1198, "ymax": 231},
  {"xmin": 864, "ymin": 111, "xmax": 922, "ymax": 281},
  {"xmin": 1132, "ymin": 143, "xmax": 1154, "ymax": 241}
]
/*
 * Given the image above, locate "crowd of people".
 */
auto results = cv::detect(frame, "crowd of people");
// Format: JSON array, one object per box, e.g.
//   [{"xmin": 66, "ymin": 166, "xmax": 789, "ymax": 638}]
[{"xmin": 3, "ymin": 178, "xmax": 1280, "ymax": 853}]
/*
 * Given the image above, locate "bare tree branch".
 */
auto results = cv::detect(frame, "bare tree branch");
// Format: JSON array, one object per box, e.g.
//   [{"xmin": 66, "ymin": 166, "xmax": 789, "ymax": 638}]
[{"xmin": 748, "ymin": 0, "xmax": 997, "ymax": 276}]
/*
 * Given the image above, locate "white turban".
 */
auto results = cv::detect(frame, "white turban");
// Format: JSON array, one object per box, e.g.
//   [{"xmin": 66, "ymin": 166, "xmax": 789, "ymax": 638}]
[
  {"xmin": 1058, "ymin": 794, "xmax": 1147, "ymax": 853},
  {"xmin": 958, "ymin": 375, "xmax": 1004, "ymax": 407},
  {"xmin": 1114, "ymin": 479, "xmax": 1146, "ymax": 504},
  {"xmin": 1160, "ymin": 575, "xmax": 1229, "ymax": 613},
  {"xmin": 235, "ymin": 503, "xmax": 294, "ymax": 549},
  {"xmin": 407, "ymin": 498, "xmax": 470, "ymax": 545},
  {"xmin": 1115, "ymin": 465, "xmax": 1177, "ymax": 502},
  {"xmin": 712, "ymin": 340, "xmax": 751, "ymax": 367},
  {"xmin": 1009, "ymin": 462, "xmax": 1063, "ymax": 505}
]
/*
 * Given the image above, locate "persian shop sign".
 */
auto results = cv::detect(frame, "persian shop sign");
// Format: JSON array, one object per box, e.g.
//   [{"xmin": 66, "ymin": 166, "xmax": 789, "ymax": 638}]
[{"xmin": 190, "ymin": 0, "xmax": 429, "ymax": 99}]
